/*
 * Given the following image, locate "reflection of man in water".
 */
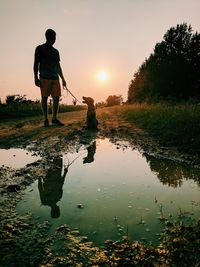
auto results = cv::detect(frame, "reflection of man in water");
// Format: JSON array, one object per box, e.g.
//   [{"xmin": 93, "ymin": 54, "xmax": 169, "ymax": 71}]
[
  {"xmin": 83, "ymin": 141, "xmax": 96, "ymax": 164},
  {"xmin": 38, "ymin": 157, "xmax": 68, "ymax": 218}
]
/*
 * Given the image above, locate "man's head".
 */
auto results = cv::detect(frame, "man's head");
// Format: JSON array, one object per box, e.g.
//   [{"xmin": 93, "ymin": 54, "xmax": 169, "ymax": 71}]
[
  {"xmin": 45, "ymin": 29, "xmax": 56, "ymax": 46},
  {"xmin": 51, "ymin": 204, "xmax": 60, "ymax": 218}
]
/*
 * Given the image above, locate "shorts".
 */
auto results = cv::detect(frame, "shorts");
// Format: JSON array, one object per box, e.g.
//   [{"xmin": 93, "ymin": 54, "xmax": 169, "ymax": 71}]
[{"xmin": 40, "ymin": 78, "xmax": 61, "ymax": 97}]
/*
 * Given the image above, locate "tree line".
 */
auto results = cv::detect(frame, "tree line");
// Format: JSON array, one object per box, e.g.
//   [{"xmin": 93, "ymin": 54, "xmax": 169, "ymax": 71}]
[
  {"xmin": 0, "ymin": 93, "xmax": 123, "ymax": 120},
  {"xmin": 1, "ymin": 94, "xmax": 123, "ymax": 107},
  {"xmin": 128, "ymin": 23, "xmax": 200, "ymax": 103}
]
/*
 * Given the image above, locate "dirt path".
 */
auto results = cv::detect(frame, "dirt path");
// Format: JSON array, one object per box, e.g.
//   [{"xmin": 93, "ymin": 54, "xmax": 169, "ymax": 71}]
[
  {"xmin": 0, "ymin": 106, "xmax": 198, "ymax": 164},
  {"xmin": 1, "ymin": 105, "xmax": 198, "ymax": 196},
  {"xmin": 0, "ymin": 106, "xmax": 140, "ymax": 151}
]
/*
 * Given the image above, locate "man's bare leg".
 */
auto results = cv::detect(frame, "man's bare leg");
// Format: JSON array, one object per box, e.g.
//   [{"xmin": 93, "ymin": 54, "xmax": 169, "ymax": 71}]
[
  {"xmin": 52, "ymin": 96, "xmax": 64, "ymax": 126},
  {"xmin": 42, "ymin": 96, "xmax": 49, "ymax": 126},
  {"xmin": 52, "ymin": 96, "xmax": 59, "ymax": 120}
]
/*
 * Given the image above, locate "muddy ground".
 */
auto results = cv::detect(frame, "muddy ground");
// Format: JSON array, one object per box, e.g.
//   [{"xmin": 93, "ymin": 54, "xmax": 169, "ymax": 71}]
[
  {"xmin": 0, "ymin": 106, "xmax": 199, "ymax": 266},
  {"xmin": 1, "ymin": 106, "xmax": 199, "ymax": 194}
]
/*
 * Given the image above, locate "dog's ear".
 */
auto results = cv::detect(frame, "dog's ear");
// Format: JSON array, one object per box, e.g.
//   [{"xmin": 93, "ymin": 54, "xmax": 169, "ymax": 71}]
[{"xmin": 87, "ymin": 97, "xmax": 94, "ymax": 105}]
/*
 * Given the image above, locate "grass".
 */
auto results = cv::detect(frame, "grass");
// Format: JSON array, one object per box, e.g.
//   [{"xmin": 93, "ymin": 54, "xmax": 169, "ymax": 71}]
[
  {"xmin": 1, "ymin": 101, "xmax": 200, "ymax": 154},
  {"xmin": 0, "ymin": 102, "xmax": 86, "ymax": 120},
  {"xmin": 123, "ymin": 103, "xmax": 200, "ymax": 153}
]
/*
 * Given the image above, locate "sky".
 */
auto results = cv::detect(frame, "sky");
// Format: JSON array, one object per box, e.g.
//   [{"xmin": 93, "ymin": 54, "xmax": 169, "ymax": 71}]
[{"xmin": 0, "ymin": 0, "xmax": 200, "ymax": 104}]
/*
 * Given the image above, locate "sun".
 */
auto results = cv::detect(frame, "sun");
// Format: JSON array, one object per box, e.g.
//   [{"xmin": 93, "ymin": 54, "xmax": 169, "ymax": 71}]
[{"xmin": 97, "ymin": 70, "xmax": 108, "ymax": 81}]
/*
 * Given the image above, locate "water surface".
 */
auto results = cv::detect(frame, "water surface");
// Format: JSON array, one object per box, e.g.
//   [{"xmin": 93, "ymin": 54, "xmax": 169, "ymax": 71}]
[
  {"xmin": 16, "ymin": 138, "xmax": 200, "ymax": 245},
  {"xmin": 0, "ymin": 148, "xmax": 40, "ymax": 169}
]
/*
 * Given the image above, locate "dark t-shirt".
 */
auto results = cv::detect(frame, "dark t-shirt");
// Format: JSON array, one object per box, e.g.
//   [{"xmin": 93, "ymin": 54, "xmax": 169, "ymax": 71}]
[{"xmin": 35, "ymin": 43, "xmax": 60, "ymax": 80}]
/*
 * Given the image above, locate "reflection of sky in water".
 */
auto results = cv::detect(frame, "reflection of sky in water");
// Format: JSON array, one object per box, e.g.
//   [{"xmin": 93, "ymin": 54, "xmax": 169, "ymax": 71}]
[
  {"xmin": 0, "ymin": 148, "xmax": 40, "ymax": 168},
  {"xmin": 16, "ymin": 138, "xmax": 200, "ymax": 245}
]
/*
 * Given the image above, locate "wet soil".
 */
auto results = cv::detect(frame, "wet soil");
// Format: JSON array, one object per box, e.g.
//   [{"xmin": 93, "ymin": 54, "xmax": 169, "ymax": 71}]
[
  {"xmin": 0, "ymin": 106, "xmax": 199, "ymax": 266},
  {"xmin": 1, "ymin": 106, "xmax": 199, "ymax": 197}
]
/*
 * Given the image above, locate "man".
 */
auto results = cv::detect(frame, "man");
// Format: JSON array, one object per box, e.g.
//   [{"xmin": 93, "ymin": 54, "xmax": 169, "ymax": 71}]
[
  {"xmin": 38, "ymin": 156, "xmax": 68, "ymax": 218},
  {"xmin": 34, "ymin": 29, "xmax": 66, "ymax": 127}
]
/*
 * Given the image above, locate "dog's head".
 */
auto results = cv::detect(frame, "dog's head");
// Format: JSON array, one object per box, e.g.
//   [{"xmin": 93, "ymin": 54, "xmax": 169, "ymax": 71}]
[{"xmin": 82, "ymin": 96, "xmax": 94, "ymax": 106}]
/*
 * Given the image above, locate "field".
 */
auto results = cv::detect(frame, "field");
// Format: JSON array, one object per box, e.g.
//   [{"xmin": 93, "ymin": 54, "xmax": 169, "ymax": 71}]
[
  {"xmin": 123, "ymin": 103, "xmax": 200, "ymax": 154},
  {"xmin": 1, "ymin": 101, "xmax": 200, "ymax": 152},
  {"xmin": 0, "ymin": 102, "xmax": 86, "ymax": 119}
]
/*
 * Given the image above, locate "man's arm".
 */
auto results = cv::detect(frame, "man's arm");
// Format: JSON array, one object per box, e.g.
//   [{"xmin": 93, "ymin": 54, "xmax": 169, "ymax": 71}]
[
  {"xmin": 33, "ymin": 47, "xmax": 40, "ymax": 87},
  {"xmin": 58, "ymin": 62, "xmax": 67, "ymax": 87}
]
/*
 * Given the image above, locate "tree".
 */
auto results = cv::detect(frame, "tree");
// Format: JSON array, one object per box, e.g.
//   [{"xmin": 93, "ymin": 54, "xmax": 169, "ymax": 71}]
[
  {"xmin": 128, "ymin": 23, "xmax": 200, "ymax": 102},
  {"xmin": 6, "ymin": 94, "xmax": 29, "ymax": 104},
  {"xmin": 96, "ymin": 101, "xmax": 106, "ymax": 108},
  {"xmin": 6, "ymin": 95, "xmax": 16, "ymax": 104},
  {"xmin": 106, "ymin": 95, "xmax": 123, "ymax": 106},
  {"xmin": 5, "ymin": 95, "xmax": 35, "ymax": 106}
]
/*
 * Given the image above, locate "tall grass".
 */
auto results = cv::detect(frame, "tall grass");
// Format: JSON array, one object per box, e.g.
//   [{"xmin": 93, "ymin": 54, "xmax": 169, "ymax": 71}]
[
  {"xmin": 53, "ymin": 104, "xmax": 86, "ymax": 114},
  {"xmin": 123, "ymin": 103, "xmax": 200, "ymax": 152},
  {"xmin": 0, "ymin": 103, "xmax": 42, "ymax": 119},
  {"xmin": 0, "ymin": 103, "xmax": 86, "ymax": 120}
]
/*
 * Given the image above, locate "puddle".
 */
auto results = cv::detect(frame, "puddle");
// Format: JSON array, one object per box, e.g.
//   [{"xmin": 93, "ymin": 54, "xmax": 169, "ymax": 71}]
[
  {"xmin": 0, "ymin": 148, "xmax": 41, "ymax": 169},
  {"xmin": 16, "ymin": 138, "xmax": 200, "ymax": 245}
]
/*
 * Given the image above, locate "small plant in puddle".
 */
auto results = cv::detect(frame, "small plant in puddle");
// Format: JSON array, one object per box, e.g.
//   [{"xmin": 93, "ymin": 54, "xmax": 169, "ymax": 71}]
[
  {"xmin": 126, "ymin": 225, "xmax": 129, "ymax": 239},
  {"xmin": 177, "ymin": 207, "xmax": 188, "ymax": 219},
  {"xmin": 138, "ymin": 216, "xmax": 145, "ymax": 224},
  {"xmin": 114, "ymin": 215, "xmax": 118, "ymax": 222},
  {"xmin": 158, "ymin": 204, "xmax": 167, "ymax": 221}
]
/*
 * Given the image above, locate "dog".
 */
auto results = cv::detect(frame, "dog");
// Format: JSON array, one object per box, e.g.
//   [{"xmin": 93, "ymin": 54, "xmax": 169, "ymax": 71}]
[{"xmin": 82, "ymin": 96, "xmax": 98, "ymax": 129}]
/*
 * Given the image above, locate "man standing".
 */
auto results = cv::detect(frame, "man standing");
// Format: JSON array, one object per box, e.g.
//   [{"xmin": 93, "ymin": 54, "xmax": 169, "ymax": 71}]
[{"xmin": 34, "ymin": 29, "xmax": 66, "ymax": 126}]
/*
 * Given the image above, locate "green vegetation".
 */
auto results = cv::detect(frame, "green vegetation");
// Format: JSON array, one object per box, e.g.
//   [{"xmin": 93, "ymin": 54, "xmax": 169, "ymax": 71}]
[
  {"xmin": 51, "ymin": 103, "xmax": 86, "ymax": 114},
  {"xmin": 30, "ymin": 219, "xmax": 200, "ymax": 266},
  {"xmin": 128, "ymin": 23, "xmax": 200, "ymax": 103},
  {"xmin": 1, "ymin": 210, "xmax": 199, "ymax": 266},
  {"xmin": 0, "ymin": 102, "xmax": 85, "ymax": 120},
  {"xmin": 106, "ymin": 95, "xmax": 123, "ymax": 106},
  {"xmin": 0, "ymin": 94, "xmax": 86, "ymax": 120},
  {"xmin": 123, "ymin": 103, "xmax": 200, "ymax": 153},
  {"xmin": 96, "ymin": 95, "xmax": 123, "ymax": 108},
  {"xmin": 0, "ymin": 101, "xmax": 41, "ymax": 119}
]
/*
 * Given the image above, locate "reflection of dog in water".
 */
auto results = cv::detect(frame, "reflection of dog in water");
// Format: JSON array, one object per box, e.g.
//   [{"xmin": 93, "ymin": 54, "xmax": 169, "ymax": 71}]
[
  {"xmin": 38, "ymin": 157, "xmax": 68, "ymax": 218},
  {"xmin": 83, "ymin": 141, "xmax": 96, "ymax": 164},
  {"xmin": 82, "ymin": 96, "xmax": 98, "ymax": 129}
]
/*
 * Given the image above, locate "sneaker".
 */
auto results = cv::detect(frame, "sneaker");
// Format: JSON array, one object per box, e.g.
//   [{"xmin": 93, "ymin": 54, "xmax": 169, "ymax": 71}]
[
  {"xmin": 52, "ymin": 119, "xmax": 64, "ymax": 126},
  {"xmin": 44, "ymin": 119, "xmax": 49, "ymax": 127}
]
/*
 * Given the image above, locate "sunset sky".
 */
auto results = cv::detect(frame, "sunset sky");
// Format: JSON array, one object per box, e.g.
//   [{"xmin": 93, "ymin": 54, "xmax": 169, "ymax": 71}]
[{"xmin": 0, "ymin": 0, "xmax": 199, "ymax": 104}]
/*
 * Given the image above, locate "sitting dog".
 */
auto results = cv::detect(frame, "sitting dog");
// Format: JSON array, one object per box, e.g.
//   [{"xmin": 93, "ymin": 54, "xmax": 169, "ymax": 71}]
[{"xmin": 82, "ymin": 96, "xmax": 98, "ymax": 129}]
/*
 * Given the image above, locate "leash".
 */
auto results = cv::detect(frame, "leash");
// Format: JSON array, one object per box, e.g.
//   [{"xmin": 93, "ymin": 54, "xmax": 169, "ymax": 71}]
[{"xmin": 63, "ymin": 86, "xmax": 82, "ymax": 105}]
